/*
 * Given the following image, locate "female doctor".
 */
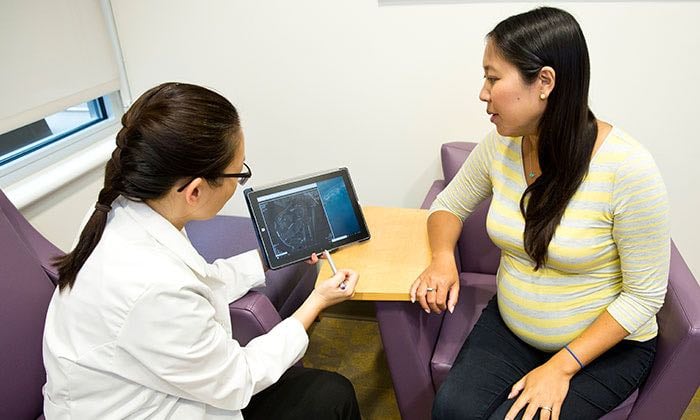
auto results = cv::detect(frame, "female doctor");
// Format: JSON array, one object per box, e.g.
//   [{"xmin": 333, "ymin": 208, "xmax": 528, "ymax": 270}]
[{"xmin": 42, "ymin": 82, "xmax": 361, "ymax": 420}]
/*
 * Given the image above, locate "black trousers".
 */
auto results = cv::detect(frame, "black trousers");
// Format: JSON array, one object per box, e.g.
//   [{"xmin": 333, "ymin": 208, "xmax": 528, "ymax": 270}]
[
  {"xmin": 242, "ymin": 366, "xmax": 361, "ymax": 420},
  {"xmin": 433, "ymin": 296, "xmax": 656, "ymax": 420}
]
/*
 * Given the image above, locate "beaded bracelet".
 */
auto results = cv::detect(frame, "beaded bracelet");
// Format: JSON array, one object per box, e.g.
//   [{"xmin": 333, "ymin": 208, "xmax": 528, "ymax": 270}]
[{"xmin": 564, "ymin": 345, "xmax": 585, "ymax": 369}]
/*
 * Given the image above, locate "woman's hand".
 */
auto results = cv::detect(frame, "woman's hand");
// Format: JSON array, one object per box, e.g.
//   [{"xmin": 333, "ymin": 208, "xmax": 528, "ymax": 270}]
[
  {"xmin": 504, "ymin": 361, "xmax": 575, "ymax": 420},
  {"xmin": 409, "ymin": 253, "xmax": 459, "ymax": 314}
]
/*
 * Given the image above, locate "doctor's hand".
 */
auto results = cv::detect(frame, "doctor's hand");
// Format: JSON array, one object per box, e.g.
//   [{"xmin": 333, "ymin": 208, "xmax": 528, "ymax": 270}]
[
  {"xmin": 292, "ymin": 270, "xmax": 359, "ymax": 330},
  {"xmin": 410, "ymin": 254, "xmax": 459, "ymax": 314},
  {"xmin": 313, "ymin": 269, "xmax": 358, "ymax": 308},
  {"xmin": 306, "ymin": 252, "xmax": 322, "ymax": 265}
]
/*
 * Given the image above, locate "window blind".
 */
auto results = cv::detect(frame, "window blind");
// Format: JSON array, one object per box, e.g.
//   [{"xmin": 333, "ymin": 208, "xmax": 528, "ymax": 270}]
[{"xmin": 0, "ymin": 0, "xmax": 120, "ymax": 135}]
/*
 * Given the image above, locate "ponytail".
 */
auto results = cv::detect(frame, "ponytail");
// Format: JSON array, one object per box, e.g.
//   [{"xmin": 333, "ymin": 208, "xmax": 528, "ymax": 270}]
[{"xmin": 54, "ymin": 160, "xmax": 120, "ymax": 291}]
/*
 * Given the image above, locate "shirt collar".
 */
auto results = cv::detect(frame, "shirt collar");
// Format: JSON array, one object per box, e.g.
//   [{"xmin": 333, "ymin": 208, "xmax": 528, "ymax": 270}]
[{"xmin": 116, "ymin": 196, "xmax": 209, "ymax": 278}]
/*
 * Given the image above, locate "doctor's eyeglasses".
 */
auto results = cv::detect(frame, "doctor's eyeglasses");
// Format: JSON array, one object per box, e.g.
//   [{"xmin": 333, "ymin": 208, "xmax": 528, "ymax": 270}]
[{"xmin": 176, "ymin": 162, "xmax": 252, "ymax": 192}]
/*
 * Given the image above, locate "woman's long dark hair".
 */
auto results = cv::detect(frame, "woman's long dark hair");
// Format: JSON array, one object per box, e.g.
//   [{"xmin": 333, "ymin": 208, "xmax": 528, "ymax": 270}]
[
  {"xmin": 54, "ymin": 82, "xmax": 241, "ymax": 291},
  {"xmin": 488, "ymin": 7, "xmax": 598, "ymax": 270}
]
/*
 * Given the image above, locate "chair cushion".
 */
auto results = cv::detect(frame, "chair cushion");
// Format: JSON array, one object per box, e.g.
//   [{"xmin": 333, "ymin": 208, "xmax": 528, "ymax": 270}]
[
  {"xmin": 599, "ymin": 390, "xmax": 638, "ymax": 419},
  {"xmin": 431, "ymin": 272, "xmax": 497, "ymax": 391}
]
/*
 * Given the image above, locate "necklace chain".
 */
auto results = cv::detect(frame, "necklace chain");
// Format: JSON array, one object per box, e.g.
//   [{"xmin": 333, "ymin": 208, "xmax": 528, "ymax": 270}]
[{"xmin": 526, "ymin": 136, "xmax": 536, "ymax": 179}]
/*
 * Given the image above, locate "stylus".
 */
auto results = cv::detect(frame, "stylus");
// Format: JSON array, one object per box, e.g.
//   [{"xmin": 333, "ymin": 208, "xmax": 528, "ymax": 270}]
[{"xmin": 323, "ymin": 250, "xmax": 346, "ymax": 290}]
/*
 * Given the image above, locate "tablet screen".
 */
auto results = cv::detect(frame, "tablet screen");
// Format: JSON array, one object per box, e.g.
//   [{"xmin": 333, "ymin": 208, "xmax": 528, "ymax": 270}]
[{"xmin": 244, "ymin": 168, "xmax": 370, "ymax": 269}]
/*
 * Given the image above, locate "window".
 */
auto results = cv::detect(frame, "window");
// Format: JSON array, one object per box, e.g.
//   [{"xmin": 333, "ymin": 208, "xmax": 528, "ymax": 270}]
[
  {"xmin": 0, "ymin": 92, "xmax": 123, "ymax": 191},
  {"xmin": 0, "ymin": 97, "xmax": 110, "ymax": 166}
]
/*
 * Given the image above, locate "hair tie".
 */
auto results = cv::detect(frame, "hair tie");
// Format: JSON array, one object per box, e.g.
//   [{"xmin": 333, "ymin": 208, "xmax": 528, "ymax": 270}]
[
  {"xmin": 95, "ymin": 203, "xmax": 112, "ymax": 214},
  {"xmin": 564, "ymin": 344, "xmax": 585, "ymax": 369}
]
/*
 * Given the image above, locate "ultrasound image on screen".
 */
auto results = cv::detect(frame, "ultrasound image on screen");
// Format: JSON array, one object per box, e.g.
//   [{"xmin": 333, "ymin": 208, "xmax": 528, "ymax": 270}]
[
  {"xmin": 259, "ymin": 186, "xmax": 333, "ymax": 257},
  {"xmin": 316, "ymin": 177, "xmax": 361, "ymax": 239}
]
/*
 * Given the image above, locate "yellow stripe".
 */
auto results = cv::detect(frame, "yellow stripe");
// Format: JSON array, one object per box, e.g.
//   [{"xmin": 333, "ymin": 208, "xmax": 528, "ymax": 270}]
[
  {"xmin": 555, "ymin": 225, "xmax": 612, "ymax": 240},
  {"xmin": 619, "ymin": 190, "xmax": 665, "ymax": 210},
  {"xmin": 489, "ymin": 220, "xmax": 524, "ymax": 242},
  {"xmin": 492, "ymin": 177, "xmax": 525, "ymax": 203},
  {"xmin": 498, "ymin": 279, "xmax": 621, "ymax": 312},
  {"xmin": 583, "ymin": 171, "xmax": 616, "ymax": 183},
  {"xmin": 596, "ymin": 151, "xmax": 634, "ymax": 164},
  {"xmin": 572, "ymin": 190, "xmax": 613, "ymax": 203},
  {"xmin": 504, "ymin": 248, "xmax": 619, "ymax": 279},
  {"xmin": 616, "ymin": 166, "xmax": 655, "ymax": 185},
  {"xmin": 495, "ymin": 164, "xmax": 525, "ymax": 187},
  {"xmin": 562, "ymin": 208, "xmax": 612, "ymax": 220},
  {"xmin": 490, "ymin": 206, "xmax": 524, "ymax": 223},
  {"xmin": 612, "ymin": 226, "xmax": 669, "ymax": 240},
  {"xmin": 498, "ymin": 292, "xmax": 606, "ymax": 329},
  {"xmin": 500, "ymin": 263, "xmax": 622, "ymax": 296},
  {"xmin": 614, "ymin": 200, "xmax": 668, "ymax": 220},
  {"xmin": 500, "ymin": 306, "xmax": 587, "ymax": 334}
]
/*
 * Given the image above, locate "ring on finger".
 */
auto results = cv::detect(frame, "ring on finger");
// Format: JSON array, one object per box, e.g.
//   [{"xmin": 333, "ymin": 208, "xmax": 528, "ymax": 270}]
[
  {"xmin": 541, "ymin": 406, "xmax": 553, "ymax": 412},
  {"xmin": 426, "ymin": 287, "xmax": 436, "ymax": 292}
]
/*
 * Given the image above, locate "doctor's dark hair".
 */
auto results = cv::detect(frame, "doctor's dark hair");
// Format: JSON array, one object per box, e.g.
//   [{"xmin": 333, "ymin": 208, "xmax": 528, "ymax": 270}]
[
  {"xmin": 55, "ymin": 82, "xmax": 241, "ymax": 291},
  {"xmin": 488, "ymin": 7, "xmax": 598, "ymax": 269}
]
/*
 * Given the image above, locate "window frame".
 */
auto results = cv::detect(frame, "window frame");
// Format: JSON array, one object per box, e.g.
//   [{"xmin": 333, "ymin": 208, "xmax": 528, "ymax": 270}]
[{"xmin": 0, "ymin": 92, "xmax": 123, "ymax": 188}]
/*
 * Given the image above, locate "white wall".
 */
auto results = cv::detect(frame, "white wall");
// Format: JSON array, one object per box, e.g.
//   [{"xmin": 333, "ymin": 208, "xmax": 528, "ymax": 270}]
[
  {"xmin": 109, "ymin": 0, "xmax": 700, "ymax": 276},
  {"xmin": 26, "ymin": 1, "xmax": 699, "ymax": 277},
  {"xmin": 22, "ymin": 167, "xmax": 105, "ymax": 251}
]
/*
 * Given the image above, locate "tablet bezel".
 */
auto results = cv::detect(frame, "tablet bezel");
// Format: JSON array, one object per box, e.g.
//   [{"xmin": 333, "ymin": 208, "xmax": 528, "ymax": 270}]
[{"xmin": 244, "ymin": 168, "xmax": 370, "ymax": 270}]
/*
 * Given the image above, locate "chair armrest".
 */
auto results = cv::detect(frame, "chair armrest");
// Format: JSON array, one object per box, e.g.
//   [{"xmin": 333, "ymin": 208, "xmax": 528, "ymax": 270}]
[
  {"xmin": 0, "ymin": 194, "xmax": 63, "ymax": 284},
  {"xmin": 257, "ymin": 262, "xmax": 317, "ymax": 319},
  {"xmin": 430, "ymin": 273, "xmax": 497, "ymax": 389},
  {"xmin": 31, "ymin": 231, "xmax": 62, "ymax": 284},
  {"xmin": 375, "ymin": 301, "xmax": 445, "ymax": 420},
  {"xmin": 630, "ymin": 242, "xmax": 700, "ymax": 419},
  {"xmin": 229, "ymin": 291, "xmax": 282, "ymax": 347}
]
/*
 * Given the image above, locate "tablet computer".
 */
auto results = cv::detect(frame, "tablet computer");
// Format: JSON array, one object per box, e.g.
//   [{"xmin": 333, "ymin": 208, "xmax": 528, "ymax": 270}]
[{"xmin": 244, "ymin": 168, "xmax": 370, "ymax": 270}]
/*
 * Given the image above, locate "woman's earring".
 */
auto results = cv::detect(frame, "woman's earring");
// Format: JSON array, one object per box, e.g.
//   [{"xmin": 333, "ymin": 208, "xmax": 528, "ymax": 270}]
[{"xmin": 540, "ymin": 93, "xmax": 546, "ymax": 100}]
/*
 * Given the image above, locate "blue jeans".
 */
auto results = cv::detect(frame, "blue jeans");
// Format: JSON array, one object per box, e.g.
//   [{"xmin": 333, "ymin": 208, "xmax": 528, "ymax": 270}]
[{"xmin": 432, "ymin": 296, "xmax": 656, "ymax": 420}]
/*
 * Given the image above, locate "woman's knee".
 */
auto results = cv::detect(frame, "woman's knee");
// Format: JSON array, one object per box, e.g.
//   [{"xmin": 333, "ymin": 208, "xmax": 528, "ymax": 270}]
[{"xmin": 433, "ymin": 380, "xmax": 485, "ymax": 420}]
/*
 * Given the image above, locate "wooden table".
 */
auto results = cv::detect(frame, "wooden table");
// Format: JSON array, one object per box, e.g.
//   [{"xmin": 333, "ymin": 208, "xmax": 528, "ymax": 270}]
[{"xmin": 316, "ymin": 206, "xmax": 431, "ymax": 301}]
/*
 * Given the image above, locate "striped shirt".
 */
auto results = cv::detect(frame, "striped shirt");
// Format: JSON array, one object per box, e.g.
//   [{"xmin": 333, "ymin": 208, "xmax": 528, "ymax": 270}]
[{"xmin": 431, "ymin": 128, "xmax": 670, "ymax": 352}]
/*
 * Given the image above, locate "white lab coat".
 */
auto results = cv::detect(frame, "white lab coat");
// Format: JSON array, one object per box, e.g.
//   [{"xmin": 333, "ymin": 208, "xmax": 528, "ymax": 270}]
[{"xmin": 42, "ymin": 197, "xmax": 309, "ymax": 419}]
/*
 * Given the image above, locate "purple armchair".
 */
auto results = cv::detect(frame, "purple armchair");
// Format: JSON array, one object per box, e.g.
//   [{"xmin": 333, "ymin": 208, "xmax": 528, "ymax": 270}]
[
  {"xmin": 376, "ymin": 142, "xmax": 700, "ymax": 420},
  {"xmin": 0, "ymin": 188, "xmax": 313, "ymax": 419}
]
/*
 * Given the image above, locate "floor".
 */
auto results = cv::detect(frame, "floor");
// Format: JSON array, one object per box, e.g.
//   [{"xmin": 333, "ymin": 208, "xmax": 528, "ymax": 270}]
[
  {"xmin": 303, "ymin": 301, "xmax": 700, "ymax": 420},
  {"xmin": 304, "ymin": 301, "xmax": 400, "ymax": 420}
]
